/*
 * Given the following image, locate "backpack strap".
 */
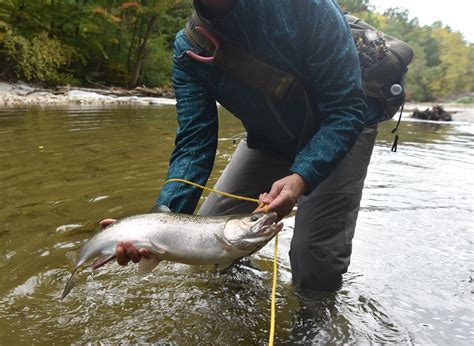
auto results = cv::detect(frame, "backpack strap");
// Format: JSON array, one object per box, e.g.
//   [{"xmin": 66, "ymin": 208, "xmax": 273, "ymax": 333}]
[{"xmin": 184, "ymin": 12, "xmax": 305, "ymax": 102}]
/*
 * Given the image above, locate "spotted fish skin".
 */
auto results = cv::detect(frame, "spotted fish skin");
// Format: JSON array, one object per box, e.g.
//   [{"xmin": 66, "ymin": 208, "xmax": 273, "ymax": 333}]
[{"xmin": 61, "ymin": 211, "xmax": 282, "ymax": 299}]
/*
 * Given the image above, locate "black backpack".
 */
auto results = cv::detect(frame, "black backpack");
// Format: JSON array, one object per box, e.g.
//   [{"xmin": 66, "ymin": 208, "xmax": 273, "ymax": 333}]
[{"xmin": 346, "ymin": 14, "xmax": 414, "ymax": 120}]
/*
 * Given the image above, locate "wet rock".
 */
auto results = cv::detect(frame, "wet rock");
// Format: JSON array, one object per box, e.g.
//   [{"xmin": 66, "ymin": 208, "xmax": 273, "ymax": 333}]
[{"xmin": 55, "ymin": 224, "xmax": 83, "ymax": 233}]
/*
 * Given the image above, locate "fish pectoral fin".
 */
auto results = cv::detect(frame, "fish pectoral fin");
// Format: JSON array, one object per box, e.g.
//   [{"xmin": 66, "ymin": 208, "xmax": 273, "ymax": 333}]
[
  {"xmin": 149, "ymin": 240, "xmax": 167, "ymax": 255},
  {"xmin": 214, "ymin": 234, "xmax": 232, "ymax": 251},
  {"xmin": 138, "ymin": 257, "xmax": 162, "ymax": 275},
  {"xmin": 216, "ymin": 260, "xmax": 235, "ymax": 272},
  {"xmin": 91, "ymin": 254, "xmax": 116, "ymax": 270}
]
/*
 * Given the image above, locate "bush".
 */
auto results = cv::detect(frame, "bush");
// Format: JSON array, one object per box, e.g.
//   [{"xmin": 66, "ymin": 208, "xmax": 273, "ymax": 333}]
[
  {"xmin": 141, "ymin": 37, "xmax": 173, "ymax": 88},
  {"xmin": 0, "ymin": 23, "xmax": 77, "ymax": 85},
  {"xmin": 455, "ymin": 96, "xmax": 474, "ymax": 104}
]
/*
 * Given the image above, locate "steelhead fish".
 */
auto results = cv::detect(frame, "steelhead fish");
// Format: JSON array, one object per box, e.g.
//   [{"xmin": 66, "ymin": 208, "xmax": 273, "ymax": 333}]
[{"xmin": 61, "ymin": 208, "xmax": 282, "ymax": 299}]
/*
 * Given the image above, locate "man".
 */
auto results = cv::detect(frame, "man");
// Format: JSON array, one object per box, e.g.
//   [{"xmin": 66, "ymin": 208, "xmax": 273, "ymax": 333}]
[{"xmin": 115, "ymin": 0, "xmax": 382, "ymax": 291}]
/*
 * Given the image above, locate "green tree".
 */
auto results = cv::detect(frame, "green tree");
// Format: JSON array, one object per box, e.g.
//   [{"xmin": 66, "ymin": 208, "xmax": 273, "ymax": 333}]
[{"xmin": 0, "ymin": 0, "xmax": 472, "ymax": 100}]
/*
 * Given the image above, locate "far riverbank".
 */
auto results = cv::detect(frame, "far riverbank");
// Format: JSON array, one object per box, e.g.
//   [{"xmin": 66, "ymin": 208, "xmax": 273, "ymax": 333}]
[
  {"xmin": 0, "ymin": 82, "xmax": 176, "ymax": 107},
  {"xmin": 1, "ymin": 81, "xmax": 473, "ymax": 122}
]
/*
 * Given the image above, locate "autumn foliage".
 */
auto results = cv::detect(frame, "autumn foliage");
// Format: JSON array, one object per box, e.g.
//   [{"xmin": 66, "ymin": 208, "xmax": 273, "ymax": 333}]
[{"xmin": 0, "ymin": 0, "xmax": 472, "ymax": 102}]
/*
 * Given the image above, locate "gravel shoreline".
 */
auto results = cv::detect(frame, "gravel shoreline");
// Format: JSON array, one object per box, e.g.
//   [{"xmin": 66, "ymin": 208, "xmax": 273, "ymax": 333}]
[
  {"xmin": 1, "ymin": 82, "xmax": 473, "ymax": 121},
  {"xmin": 0, "ymin": 82, "xmax": 176, "ymax": 106}
]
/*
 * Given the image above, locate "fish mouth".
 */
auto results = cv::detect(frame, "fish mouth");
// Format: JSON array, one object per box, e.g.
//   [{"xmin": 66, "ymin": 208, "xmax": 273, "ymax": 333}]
[{"xmin": 256, "ymin": 212, "xmax": 281, "ymax": 236}]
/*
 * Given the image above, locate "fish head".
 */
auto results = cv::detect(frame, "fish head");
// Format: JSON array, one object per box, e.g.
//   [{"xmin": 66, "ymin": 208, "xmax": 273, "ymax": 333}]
[{"xmin": 223, "ymin": 212, "xmax": 283, "ymax": 252}]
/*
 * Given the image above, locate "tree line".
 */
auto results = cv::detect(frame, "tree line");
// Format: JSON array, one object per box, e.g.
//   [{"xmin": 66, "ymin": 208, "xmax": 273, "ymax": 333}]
[
  {"xmin": 1, "ymin": 0, "xmax": 473, "ymax": 102},
  {"xmin": 0, "ymin": 0, "xmax": 190, "ymax": 89},
  {"xmin": 338, "ymin": 0, "xmax": 474, "ymax": 102}
]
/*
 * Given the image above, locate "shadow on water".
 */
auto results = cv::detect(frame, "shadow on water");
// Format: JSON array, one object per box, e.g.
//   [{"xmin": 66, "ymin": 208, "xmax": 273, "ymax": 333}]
[{"xmin": 0, "ymin": 105, "xmax": 473, "ymax": 343}]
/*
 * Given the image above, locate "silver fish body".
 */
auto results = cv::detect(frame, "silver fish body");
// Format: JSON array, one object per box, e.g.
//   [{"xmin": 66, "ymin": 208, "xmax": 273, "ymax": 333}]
[{"xmin": 62, "ymin": 211, "xmax": 282, "ymax": 299}]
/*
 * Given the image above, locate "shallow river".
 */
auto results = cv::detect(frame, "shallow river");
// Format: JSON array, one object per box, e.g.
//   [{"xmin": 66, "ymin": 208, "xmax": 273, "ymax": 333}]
[{"xmin": 0, "ymin": 105, "xmax": 472, "ymax": 344}]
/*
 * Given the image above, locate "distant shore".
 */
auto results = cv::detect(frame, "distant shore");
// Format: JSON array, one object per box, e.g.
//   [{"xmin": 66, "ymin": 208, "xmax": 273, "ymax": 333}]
[
  {"xmin": 0, "ymin": 82, "xmax": 177, "ymax": 106},
  {"xmin": 1, "ymin": 81, "xmax": 473, "ymax": 121}
]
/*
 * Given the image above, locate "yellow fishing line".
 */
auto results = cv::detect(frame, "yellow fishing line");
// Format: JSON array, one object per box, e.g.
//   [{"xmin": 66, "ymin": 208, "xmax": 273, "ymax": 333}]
[
  {"xmin": 269, "ymin": 233, "xmax": 278, "ymax": 346},
  {"xmin": 165, "ymin": 178, "xmax": 261, "ymax": 204},
  {"xmin": 163, "ymin": 178, "xmax": 277, "ymax": 345}
]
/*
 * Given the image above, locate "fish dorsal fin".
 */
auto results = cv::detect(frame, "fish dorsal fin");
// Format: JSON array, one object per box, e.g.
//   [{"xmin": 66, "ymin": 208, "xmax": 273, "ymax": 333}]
[
  {"xmin": 138, "ymin": 257, "xmax": 162, "ymax": 275},
  {"xmin": 150, "ymin": 204, "xmax": 172, "ymax": 213}
]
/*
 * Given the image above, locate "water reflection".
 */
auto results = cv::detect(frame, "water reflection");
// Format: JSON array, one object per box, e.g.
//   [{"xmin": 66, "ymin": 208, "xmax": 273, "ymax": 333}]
[{"xmin": 0, "ymin": 106, "xmax": 472, "ymax": 344}]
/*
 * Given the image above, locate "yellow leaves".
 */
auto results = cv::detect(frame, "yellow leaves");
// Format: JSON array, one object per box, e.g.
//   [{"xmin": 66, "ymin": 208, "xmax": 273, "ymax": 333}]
[
  {"xmin": 371, "ymin": 13, "xmax": 387, "ymax": 31},
  {"xmin": 0, "ymin": 29, "xmax": 76, "ymax": 83},
  {"xmin": 427, "ymin": 26, "xmax": 473, "ymax": 99},
  {"xmin": 0, "ymin": 20, "xmax": 9, "ymax": 31}
]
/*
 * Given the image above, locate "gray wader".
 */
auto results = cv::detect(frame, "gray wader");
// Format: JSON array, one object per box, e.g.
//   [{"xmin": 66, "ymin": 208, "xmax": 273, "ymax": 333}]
[{"xmin": 198, "ymin": 125, "xmax": 378, "ymax": 291}]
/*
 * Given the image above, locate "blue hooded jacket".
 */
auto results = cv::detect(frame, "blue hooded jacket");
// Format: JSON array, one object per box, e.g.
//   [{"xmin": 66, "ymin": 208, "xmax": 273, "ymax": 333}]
[{"xmin": 157, "ymin": 0, "xmax": 383, "ymax": 213}]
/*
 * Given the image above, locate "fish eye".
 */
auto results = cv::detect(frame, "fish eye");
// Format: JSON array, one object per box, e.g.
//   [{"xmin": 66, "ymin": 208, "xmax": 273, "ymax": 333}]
[{"xmin": 250, "ymin": 215, "xmax": 260, "ymax": 222}]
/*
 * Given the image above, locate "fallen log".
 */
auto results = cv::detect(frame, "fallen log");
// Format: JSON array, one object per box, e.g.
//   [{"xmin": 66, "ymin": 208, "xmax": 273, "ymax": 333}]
[{"xmin": 411, "ymin": 105, "xmax": 453, "ymax": 121}]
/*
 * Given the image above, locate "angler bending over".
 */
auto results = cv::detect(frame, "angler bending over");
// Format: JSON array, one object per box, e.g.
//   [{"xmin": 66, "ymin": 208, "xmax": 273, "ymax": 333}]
[{"xmin": 116, "ymin": 0, "xmax": 383, "ymax": 291}]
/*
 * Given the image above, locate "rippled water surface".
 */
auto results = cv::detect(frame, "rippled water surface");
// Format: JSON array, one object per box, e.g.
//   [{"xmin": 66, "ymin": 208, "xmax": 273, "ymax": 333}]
[{"xmin": 0, "ymin": 105, "xmax": 472, "ymax": 344}]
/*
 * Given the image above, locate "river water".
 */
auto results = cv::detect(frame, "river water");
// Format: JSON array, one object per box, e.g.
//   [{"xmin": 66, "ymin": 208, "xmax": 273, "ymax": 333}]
[{"xmin": 0, "ymin": 105, "xmax": 472, "ymax": 344}]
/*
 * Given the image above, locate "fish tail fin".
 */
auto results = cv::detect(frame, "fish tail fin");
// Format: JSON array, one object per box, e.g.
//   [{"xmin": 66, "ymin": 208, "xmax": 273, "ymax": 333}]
[{"xmin": 61, "ymin": 268, "xmax": 78, "ymax": 300}]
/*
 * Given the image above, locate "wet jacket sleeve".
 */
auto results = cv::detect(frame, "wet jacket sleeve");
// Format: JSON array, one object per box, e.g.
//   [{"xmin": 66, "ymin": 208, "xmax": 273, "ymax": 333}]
[
  {"xmin": 156, "ymin": 37, "xmax": 218, "ymax": 214},
  {"xmin": 289, "ymin": 0, "xmax": 367, "ymax": 193}
]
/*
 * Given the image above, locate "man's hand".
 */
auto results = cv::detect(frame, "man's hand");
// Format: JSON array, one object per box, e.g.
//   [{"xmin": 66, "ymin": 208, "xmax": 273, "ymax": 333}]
[
  {"xmin": 99, "ymin": 219, "xmax": 151, "ymax": 266},
  {"xmin": 255, "ymin": 173, "xmax": 308, "ymax": 220}
]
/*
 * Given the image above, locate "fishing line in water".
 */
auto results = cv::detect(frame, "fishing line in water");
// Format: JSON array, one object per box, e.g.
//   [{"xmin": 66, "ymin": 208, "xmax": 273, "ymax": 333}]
[{"xmin": 163, "ymin": 178, "xmax": 278, "ymax": 345}]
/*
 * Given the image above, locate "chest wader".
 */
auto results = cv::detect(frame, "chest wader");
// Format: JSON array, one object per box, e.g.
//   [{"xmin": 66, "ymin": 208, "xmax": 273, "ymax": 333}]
[{"xmin": 186, "ymin": 11, "xmax": 408, "ymax": 291}]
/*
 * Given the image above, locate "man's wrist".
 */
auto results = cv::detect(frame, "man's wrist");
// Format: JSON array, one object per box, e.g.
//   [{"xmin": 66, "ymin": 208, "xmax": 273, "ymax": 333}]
[{"xmin": 290, "ymin": 173, "xmax": 308, "ymax": 198}]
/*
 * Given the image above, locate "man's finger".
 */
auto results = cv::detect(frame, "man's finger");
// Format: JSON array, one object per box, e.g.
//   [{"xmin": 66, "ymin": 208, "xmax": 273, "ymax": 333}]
[
  {"xmin": 266, "ymin": 181, "xmax": 283, "ymax": 201},
  {"xmin": 116, "ymin": 241, "xmax": 130, "ymax": 265},
  {"xmin": 124, "ymin": 242, "xmax": 141, "ymax": 263},
  {"xmin": 253, "ymin": 202, "xmax": 269, "ymax": 214},
  {"xmin": 267, "ymin": 194, "xmax": 293, "ymax": 220},
  {"xmin": 139, "ymin": 248, "xmax": 151, "ymax": 259},
  {"xmin": 267, "ymin": 195, "xmax": 285, "ymax": 211},
  {"xmin": 100, "ymin": 218, "xmax": 116, "ymax": 228}
]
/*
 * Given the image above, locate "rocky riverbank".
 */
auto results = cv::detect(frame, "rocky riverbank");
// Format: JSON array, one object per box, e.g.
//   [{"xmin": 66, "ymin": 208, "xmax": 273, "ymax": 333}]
[
  {"xmin": 1, "ymin": 82, "xmax": 473, "ymax": 122},
  {"xmin": 0, "ymin": 82, "xmax": 176, "ymax": 106}
]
